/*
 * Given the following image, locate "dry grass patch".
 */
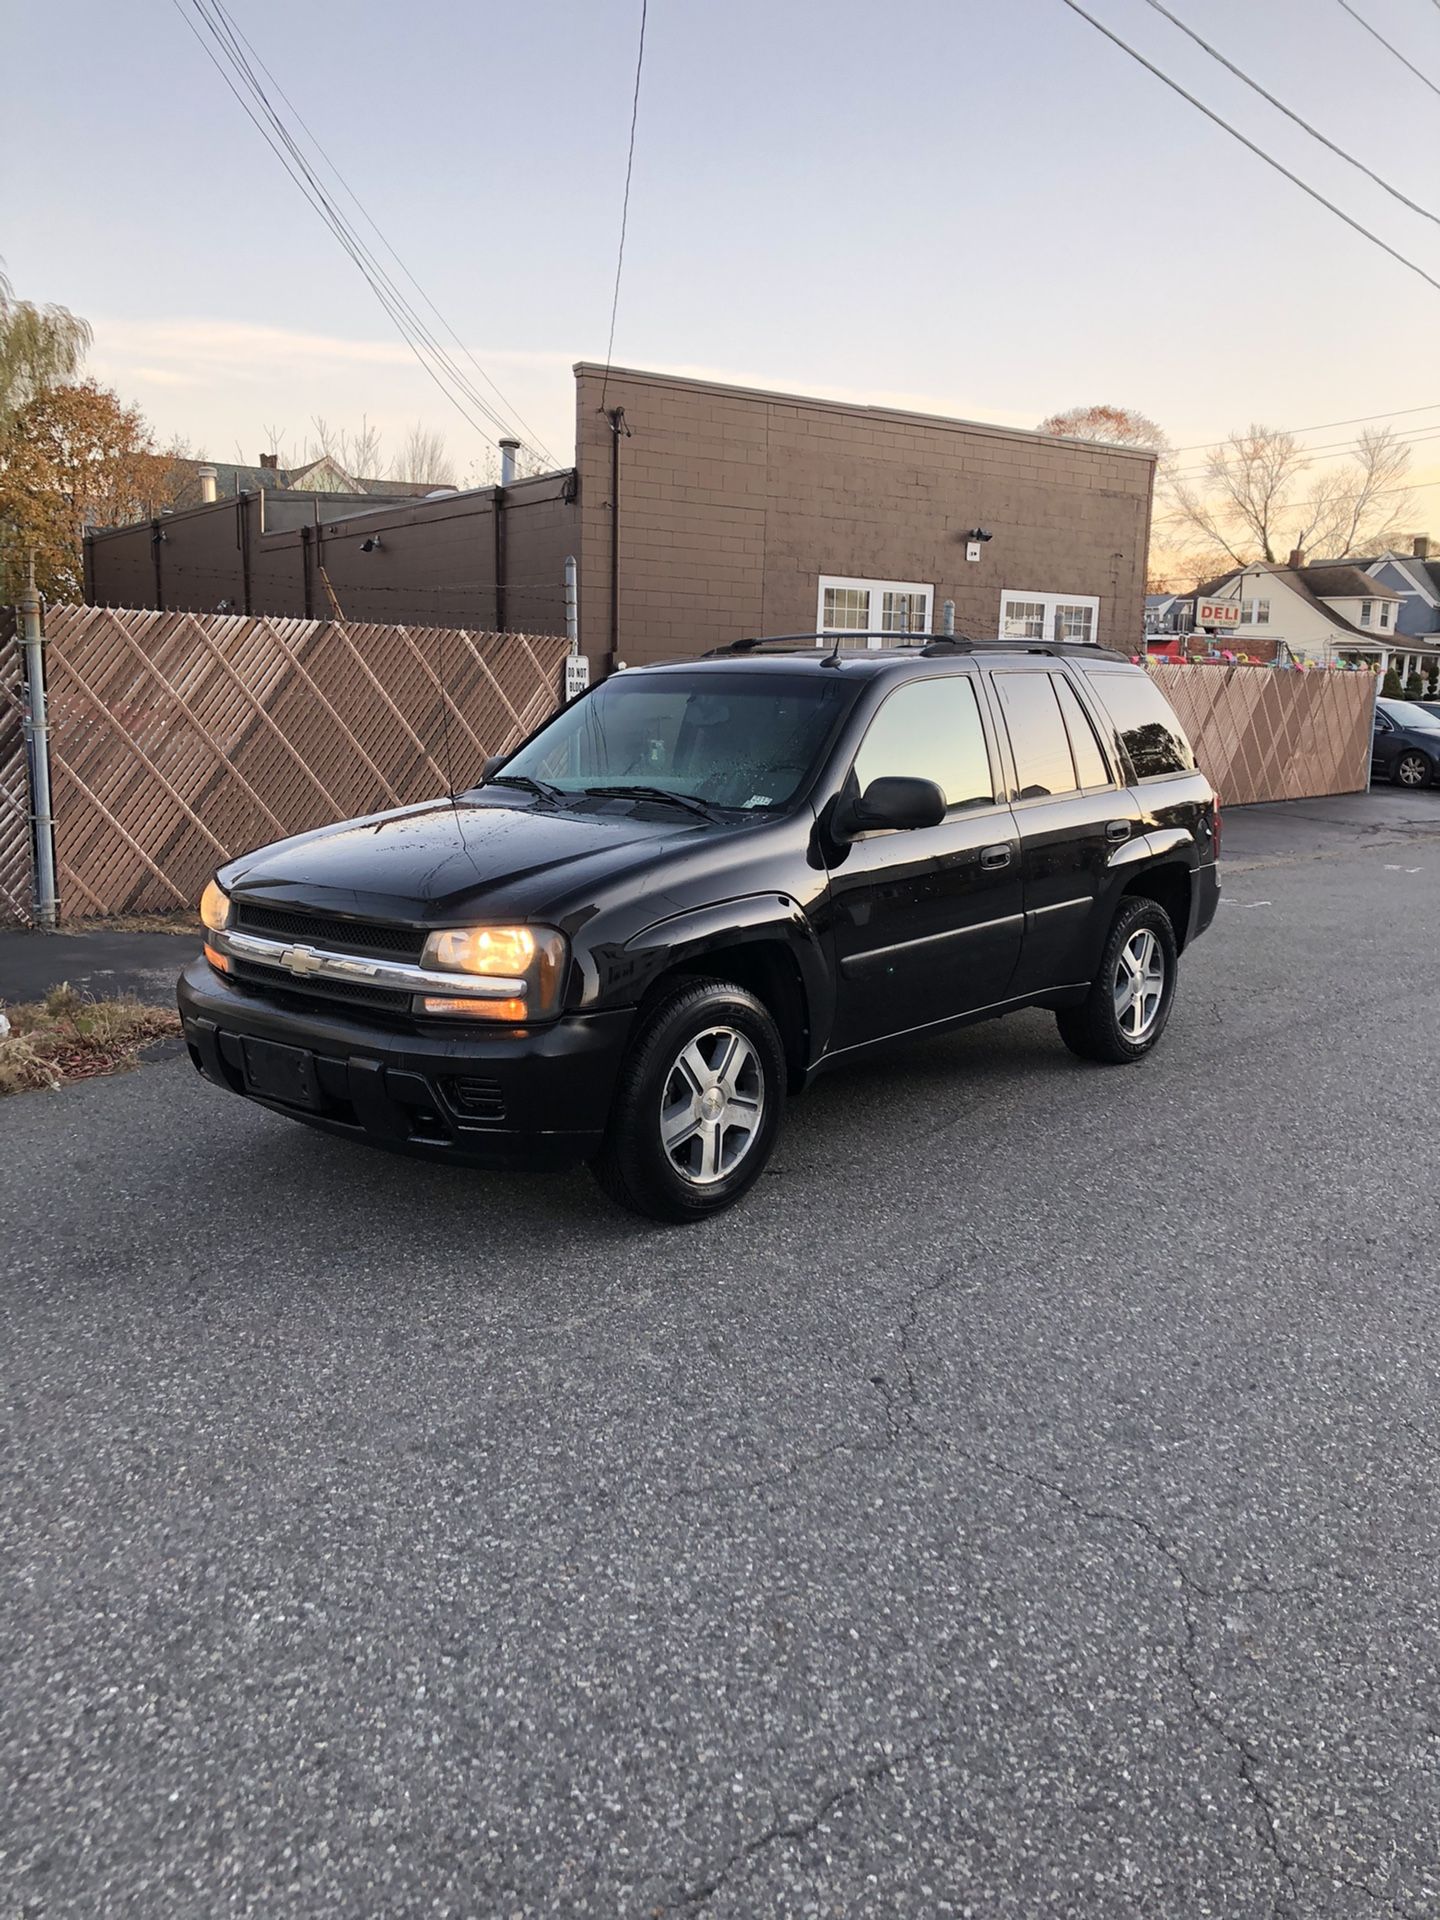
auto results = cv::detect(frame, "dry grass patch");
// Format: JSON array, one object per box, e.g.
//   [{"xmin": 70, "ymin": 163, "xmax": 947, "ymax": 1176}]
[
  {"xmin": 60, "ymin": 911, "xmax": 200, "ymax": 935},
  {"xmin": 0, "ymin": 984, "xmax": 181, "ymax": 1095}
]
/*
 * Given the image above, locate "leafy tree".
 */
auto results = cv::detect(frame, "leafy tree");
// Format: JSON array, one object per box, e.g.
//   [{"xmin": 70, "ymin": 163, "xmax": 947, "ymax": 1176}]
[
  {"xmin": 0, "ymin": 381, "xmax": 185, "ymax": 600},
  {"xmin": 0, "ymin": 264, "xmax": 91, "ymax": 427},
  {"xmin": 1404, "ymin": 671, "xmax": 1425, "ymax": 700},
  {"xmin": 1382, "ymin": 667, "xmax": 1403, "ymax": 697}
]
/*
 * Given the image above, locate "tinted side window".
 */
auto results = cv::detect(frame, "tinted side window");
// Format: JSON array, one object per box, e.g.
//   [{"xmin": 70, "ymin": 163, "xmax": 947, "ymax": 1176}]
[
  {"xmin": 1053, "ymin": 674, "xmax": 1112, "ymax": 788},
  {"xmin": 992, "ymin": 672, "xmax": 1078, "ymax": 799},
  {"xmin": 852, "ymin": 676, "xmax": 993, "ymax": 810},
  {"xmin": 1084, "ymin": 670, "xmax": 1194, "ymax": 779}
]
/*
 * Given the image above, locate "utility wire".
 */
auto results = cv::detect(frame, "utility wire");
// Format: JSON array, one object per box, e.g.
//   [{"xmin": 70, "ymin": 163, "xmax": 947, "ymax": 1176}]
[
  {"xmin": 209, "ymin": 0, "xmax": 557, "ymax": 467},
  {"xmin": 1171, "ymin": 400, "xmax": 1440, "ymax": 454},
  {"xmin": 1165, "ymin": 421, "xmax": 1440, "ymax": 483},
  {"xmin": 1141, "ymin": 0, "xmax": 1440, "ymax": 227},
  {"xmin": 1334, "ymin": 0, "xmax": 1440, "ymax": 100},
  {"xmin": 193, "ymin": 0, "xmax": 535, "ymax": 457},
  {"xmin": 600, "ymin": 0, "xmax": 649, "ymax": 416},
  {"xmin": 174, "ymin": 0, "xmax": 556, "ymax": 467},
  {"xmin": 1058, "ymin": 0, "xmax": 1440, "ymax": 295}
]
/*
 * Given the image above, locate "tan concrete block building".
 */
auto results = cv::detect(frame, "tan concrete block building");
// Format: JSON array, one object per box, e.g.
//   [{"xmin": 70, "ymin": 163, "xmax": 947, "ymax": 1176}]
[
  {"xmin": 574, "ymin": 365, "xmax": 1155, "ymax": 670},
  {"xmin": 87, "ymin": 365, "xmax": 1157, "ymax": 669}
]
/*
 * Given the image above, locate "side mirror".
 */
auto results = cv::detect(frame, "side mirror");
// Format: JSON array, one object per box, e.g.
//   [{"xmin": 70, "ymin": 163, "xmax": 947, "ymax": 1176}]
[
  {"xmin": 835, "ymin": 775, "xmax": 946, "ymax": 841},
  {"xmin": 481, "ymin": 753, "xmax": 507, "ymax": 781}
]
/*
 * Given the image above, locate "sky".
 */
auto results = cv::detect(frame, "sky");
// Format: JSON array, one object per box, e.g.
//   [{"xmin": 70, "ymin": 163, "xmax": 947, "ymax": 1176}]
[{"xmin": 4, "ymin": 0, "xmax": 1440, "ymax": 524}]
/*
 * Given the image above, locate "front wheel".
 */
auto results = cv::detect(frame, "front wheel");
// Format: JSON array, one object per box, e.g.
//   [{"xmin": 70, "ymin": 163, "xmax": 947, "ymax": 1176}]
[
  {"xmin": 1057, "ymin": 896, "xmax": 1179, "ymax": 1065},
  {"xmin": 591, "ymin": 979, "xmax": 786, "ymax": 1222},
  {"xmin": 1395, "ymin": 750, "xmax": 1433, "ymax": 789}
]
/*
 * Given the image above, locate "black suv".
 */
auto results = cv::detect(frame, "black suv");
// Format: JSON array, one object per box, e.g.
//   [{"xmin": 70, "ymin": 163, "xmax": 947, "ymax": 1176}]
[{"xmin": 179, "ymin": 637, "xmax": 1220, "ymax": 1220}]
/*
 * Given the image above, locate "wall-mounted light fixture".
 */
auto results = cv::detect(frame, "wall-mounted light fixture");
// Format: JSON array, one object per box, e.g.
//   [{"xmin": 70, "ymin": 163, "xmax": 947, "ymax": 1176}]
[
  {"xmin": 360, "ymin": 535, "xmax": 384, "ymax": 554},
  {"xmin": 963, "ymin": 527, "xmax": 992, "ymax": 564}
]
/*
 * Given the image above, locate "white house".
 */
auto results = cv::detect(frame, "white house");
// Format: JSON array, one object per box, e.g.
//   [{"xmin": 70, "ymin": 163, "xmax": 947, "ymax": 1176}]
[{"xmin": 1192, "ymin": 560, "xmax": 1435, "ymax": 676}]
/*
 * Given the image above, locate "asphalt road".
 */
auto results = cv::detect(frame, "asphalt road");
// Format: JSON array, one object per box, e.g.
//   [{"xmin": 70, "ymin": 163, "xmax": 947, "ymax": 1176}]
[{"xmin": 3, "ymin": 789, "xmax": 1439, "ymax": 1918}]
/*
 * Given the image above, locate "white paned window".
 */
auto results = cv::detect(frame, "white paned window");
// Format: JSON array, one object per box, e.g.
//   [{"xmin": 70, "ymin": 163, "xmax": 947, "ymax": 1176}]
[
  {"xmin": 1241, "ymin": 599, "xmax": 1270, "ymax": 626},
  {"xmin": 1379, "ymin": 601, "xmax": 1392, "ymax": 629},
  {"xmin": 1360, "ymin": 600, "xmax": 1374, "ymax": 627},
  {"xmin": 999, "ymin": 590, "xmax": 1101, "ymax": 646},
  {"xmin": 817, "ymin": 576, "xmax": 933, "ymax": 647},
  {"xmin": 1053, "ymin": 602, "xmax": 1095, "ymax": 645}
]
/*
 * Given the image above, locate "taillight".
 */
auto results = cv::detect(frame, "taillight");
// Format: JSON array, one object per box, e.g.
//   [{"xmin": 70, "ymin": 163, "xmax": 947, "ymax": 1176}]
[{"xmin": 1211, "ymin": 795, "xmax": 1222, "ymax": 858}]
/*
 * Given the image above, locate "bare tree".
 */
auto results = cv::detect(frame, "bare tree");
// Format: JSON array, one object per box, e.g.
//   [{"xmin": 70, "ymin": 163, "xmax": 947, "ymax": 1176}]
[
  {"xmin": 391, "ymin": 422, "xmax": 455, "ymax": 486},
  {"xmin": 1164, "ymin": 421, "xmax": 1412, "ymax": 566},
  {"xmin": 303, "ymin": 415, "xmax": 385, "ymax": 484},
  {"xmin": 1038, "ymin": 403, "xmax": 1170, "ymax": 453}
]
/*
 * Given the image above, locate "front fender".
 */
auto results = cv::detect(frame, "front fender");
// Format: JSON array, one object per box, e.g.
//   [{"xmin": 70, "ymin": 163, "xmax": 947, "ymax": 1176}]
[{"xmin": 612, "ymin": 891, "xmax": 834, "ymax": 1058}]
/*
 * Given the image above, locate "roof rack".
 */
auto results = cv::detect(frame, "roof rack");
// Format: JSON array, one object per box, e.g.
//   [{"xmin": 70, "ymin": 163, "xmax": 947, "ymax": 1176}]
[{"xmin": 703, "ymin": 632, "xmax": 1130, "ymax": 662}]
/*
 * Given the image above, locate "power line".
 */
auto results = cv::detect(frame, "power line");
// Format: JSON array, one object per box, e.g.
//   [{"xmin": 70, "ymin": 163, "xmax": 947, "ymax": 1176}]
[
  {"xmin": 1165, "ymin": 420, "xmax": 1440, "ymax": 483},
  {"xmin": 1140, "ymin": 0, "xmax": 1439, "ymax": 228},
  {"xmin": 173, "ymin": 0, "xmax": 558, "ymax": 468},
  {"xmin": 600, "ymin": 0, "xmax": 649, "ymax": 417},
  {"xmin": 1334, "ymin": 0, "xmax": 1440, "ymax": 100},
  {"xmin": 210, "ymin": 3, "xmax": 557, "ymax": 467},
  {"xmin": 1057, "ymin": 0, "xmax": 1440, "ymax": 296},
  {"xmin": 1170, "ymin": 400, "xmax": 1440, "ymax": 454},
  {"xmin": 193, "ymin": 0, "xmax": 540, "ymax": 458}
]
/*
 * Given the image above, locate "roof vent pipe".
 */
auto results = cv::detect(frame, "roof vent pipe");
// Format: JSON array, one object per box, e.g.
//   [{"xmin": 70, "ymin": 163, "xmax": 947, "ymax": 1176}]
[
  {"xmin": 499, "ymin": 438, "xmax": 520, "ymax": 487},
  {"xmin": 198, "ymin": 464, "xmax": 219, "ymax": 504}
]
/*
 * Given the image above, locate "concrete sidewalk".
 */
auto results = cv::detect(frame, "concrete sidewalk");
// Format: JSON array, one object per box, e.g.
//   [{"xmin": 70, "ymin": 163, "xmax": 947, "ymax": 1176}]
[{"xmin": 0, "ymin": 928, "xmax": 197, "ymax": 1008}]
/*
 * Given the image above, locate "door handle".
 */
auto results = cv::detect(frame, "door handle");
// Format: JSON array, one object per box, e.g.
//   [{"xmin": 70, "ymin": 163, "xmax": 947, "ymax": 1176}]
[
  {"xmin": 1106, "ymin": 820, "xmax": 1132, "ymax": 843},
  {"xmin": 980, "ymin": 844, "xmax": 1012, "ymax": 871}
]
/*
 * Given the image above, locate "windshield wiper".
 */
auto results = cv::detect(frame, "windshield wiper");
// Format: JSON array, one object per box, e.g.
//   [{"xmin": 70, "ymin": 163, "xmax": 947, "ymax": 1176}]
[
  {"xmin": 489, "ymin": 772, "xmax": 564, "ymax": 802},
  {"xmin": 582, "ymin": 784, "xmax": 715, "ymax": 818}
]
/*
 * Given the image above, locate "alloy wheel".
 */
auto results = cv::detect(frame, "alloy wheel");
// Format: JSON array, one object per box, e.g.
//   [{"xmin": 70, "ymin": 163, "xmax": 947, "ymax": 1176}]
[
  {"xmin": 1398, "ymin": 753, "xmax": 1429, "ymax": 788},
  {"xmin": 1113, "ymin": 928, "xmax": 1166, "ymax": 1041},
  {"xmin": 659, "ymin": 1026, "xmax": 765, "ymax": 1186}
]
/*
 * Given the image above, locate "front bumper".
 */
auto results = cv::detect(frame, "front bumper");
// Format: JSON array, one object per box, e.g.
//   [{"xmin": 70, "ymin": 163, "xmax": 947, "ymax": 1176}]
[{"xmin": 178, "ymin": 958, "xmax": 633, "ymax": 1170}]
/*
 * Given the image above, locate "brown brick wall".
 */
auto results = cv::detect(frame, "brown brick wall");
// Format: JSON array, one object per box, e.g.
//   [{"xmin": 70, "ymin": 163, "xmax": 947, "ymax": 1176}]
[{"xmin": 574, "ymin": 365, "xmax": 1155, "ymax": 669}]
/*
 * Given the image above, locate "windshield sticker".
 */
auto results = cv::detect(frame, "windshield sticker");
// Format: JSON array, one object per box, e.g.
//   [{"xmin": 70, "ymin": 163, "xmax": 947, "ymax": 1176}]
[{"xmin": 745, "ymin": 793, "xmax": 773, "ymax": 808}]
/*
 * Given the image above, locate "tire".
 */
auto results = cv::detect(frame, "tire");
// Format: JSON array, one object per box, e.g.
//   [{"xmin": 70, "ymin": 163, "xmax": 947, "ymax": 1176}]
[
  {"xmin": 591, "ymin": 978, "xmax": 786, "ymax": 1222},
  {"xmin": 1395, "ymin": 751, "xmax": 1433, "ymax": 789},
  {"xmin": 1056, "ymin": 896, "xmax": 1179, "ymax": 1065}
]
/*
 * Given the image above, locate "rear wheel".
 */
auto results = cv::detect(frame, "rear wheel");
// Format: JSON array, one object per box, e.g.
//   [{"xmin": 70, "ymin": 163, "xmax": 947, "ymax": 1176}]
[
  {"xmin": 1057, "ymin": 896, "xmax": 1178, "ymax": 1065},
  {"xmin": 591, "ymin": 979, "xmax": 785, "ymax": 1222},
  {"xmin": 1396, "ymin": 750, "xmax": 1433, "ymax": 789}
]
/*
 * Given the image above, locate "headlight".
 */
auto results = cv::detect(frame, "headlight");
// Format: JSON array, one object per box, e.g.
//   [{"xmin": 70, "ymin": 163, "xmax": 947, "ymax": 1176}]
[
  {"xmin": 199, "ymin": 880, "xmax": 231, "ymax": 932},
  {"xmin": 418, "ymin": 924, "xmax": 567, "ymax": 1022}
]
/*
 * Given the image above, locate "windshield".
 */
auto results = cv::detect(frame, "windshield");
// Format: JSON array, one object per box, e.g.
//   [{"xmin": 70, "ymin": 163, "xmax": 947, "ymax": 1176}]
[
  {"xmin": 1379, "ymin": 699, "xmax": 1440, "ymax": 730},
  {"xmin": 496, "ymin": 670, "xmax": 858, "ymax": 811}
]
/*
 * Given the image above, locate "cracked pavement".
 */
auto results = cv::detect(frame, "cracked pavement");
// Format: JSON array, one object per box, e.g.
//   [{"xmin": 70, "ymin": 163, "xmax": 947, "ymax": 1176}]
[{"xmin": 3, "ymin": 787, "xmax": 1440, "ymax": 1916}]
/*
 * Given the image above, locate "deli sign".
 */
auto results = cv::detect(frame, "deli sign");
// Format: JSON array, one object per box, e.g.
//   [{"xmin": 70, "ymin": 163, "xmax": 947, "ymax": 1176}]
[{"xmin": 1195, "ymin": 598, "xmax": 1241, "ymax": 628}]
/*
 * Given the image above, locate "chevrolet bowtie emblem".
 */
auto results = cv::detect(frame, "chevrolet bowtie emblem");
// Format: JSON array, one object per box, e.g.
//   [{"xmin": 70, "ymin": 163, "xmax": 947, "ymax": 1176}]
[{"xmin": 279, "ymin": 945, "xmax": 325, "ymax": 977}]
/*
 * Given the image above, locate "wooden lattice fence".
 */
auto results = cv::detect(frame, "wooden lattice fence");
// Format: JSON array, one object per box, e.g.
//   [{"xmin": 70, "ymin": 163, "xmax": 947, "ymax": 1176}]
[
  {"xmin": 0, "ymin": 636, "xmax": 33, "ymax": 924},
  {"xmin": 1150, "ymin": 662, "xmax": 1375, "ymax": 807},
  {"xmin": 39, "ymin": 607, "xmax": 568, "ymax": 920}
]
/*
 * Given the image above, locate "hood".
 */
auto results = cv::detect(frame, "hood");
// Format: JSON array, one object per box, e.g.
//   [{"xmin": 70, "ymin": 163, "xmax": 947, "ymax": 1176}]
[{"xmin": 221, "ymin": 793, "xmax": 710, "ymax": 925}]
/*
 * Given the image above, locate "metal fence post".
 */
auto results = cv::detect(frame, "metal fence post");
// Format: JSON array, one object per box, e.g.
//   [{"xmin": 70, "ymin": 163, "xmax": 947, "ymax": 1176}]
[{"xmin": 17, "ymin": 561, "xmax": 57, "ymax": 929}]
